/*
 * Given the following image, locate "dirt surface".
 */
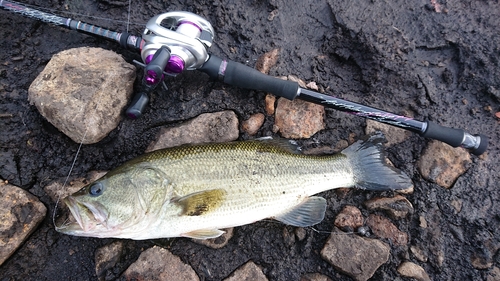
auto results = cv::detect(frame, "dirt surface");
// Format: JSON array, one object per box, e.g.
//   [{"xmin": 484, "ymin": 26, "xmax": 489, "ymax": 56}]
[{"xmin": 1, "ymin": 0, "xmax": 499, "ymax": 280}]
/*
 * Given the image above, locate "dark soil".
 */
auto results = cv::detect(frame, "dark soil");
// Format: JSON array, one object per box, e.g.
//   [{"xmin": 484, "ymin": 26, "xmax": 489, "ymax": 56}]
[{"xmin": 1, "ymin": 0, "xmax": 499, "ymax": 280}]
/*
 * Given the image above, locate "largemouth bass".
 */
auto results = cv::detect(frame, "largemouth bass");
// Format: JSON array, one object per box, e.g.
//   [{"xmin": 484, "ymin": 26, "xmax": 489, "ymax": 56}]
[{"xmin": 56, "ymin": 135, "xmax": 412, "ymax": 240}]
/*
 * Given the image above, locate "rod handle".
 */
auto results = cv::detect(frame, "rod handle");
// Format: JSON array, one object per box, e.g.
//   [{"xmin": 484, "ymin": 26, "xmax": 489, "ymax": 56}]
[
  {"xmin": 421, "ymin": 121, "xmax": 488, "ymax": 155},
  {"xmin": 199, "ymin": 55, "xmax": 299, "ymax": 100},
  {"xmin": 126, "ymin": 92, "xmax": 149, "ymax": 119}
]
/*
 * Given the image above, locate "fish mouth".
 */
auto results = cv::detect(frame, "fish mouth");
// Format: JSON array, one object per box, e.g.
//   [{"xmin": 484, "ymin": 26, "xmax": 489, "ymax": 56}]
[{"xmin": 55, "ymin": 196, "xmax": 109, "ymax": 235}]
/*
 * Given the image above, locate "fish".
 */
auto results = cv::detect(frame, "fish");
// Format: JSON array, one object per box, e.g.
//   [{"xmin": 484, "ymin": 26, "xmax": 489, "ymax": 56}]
[{"xmin": 55, "ymin": 134, "xmax": 412, "ymax": 240}]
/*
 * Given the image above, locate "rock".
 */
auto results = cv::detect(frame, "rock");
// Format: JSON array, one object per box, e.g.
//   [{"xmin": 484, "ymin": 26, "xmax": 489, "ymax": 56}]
[
  {"xmin": 363, "ymin": 195, "xmax": 414, "ymax": 219},
  {"xmin": 295, "ymin": 227, "xmax": 307, "ymax": 241},
  {"xmin": 397, "ymin": 261, "xmax": 431, "ymax": 281},
  {"xmin": 241, "ymin": 113, "xmax": 265, "ymax": 135},
  {"xmin": 487, "ymin": 266, "xmax": 500, "ymax": 281},
  {"xmin": 44, "ymin": 171, "xmax": 107, "ymax": 202},
  {"xmin": 334, "ymin": 205, "xmax": 364, "ymax": 231},
  {"xmin": 410, "ymin": 245, "xmax": 428, "ymax": 262},
  {"xmin": 470, "ymin": 251, "xmax": 493, "ymax": 269},
  {"xmin": 300, "ymin": 273, "xmax": 333, "ymax": 281},
  {"xmin": 366, "ymin": 214, "xmax": 408, "ymax": 246},
  {"xmin": 0, "ymin": 183, "xmax": 47, "ymax": 266},
  {"xmin": 265, "ymin": 94, "xmax": 276, "ymax": 115},
  {"xmin": 365, "ymin": 119, "xmax": 410, "ymax": 146},
  {"xmin": 274, "ymin": 98, "xmax": 325, "ymax": 139},
  {"xmin": 306, "ymin": 81, "xmax": 319, "ymax": 91},
  {"xmin": 123, "ymin": 246, "xmax": 199, "ymax": 281},
  {"xmin": 193, "ymin": 228, "xmax": 233, "ymax": 249},
  {"xmin": 28, "ymin": 47, "xmax": 136, "ymax": 144},
  {"xmin": 287, "ymin": 75, "xmax": 307, "ymax": 88},
  {"xmin": 417, "ymin": 140, "xmax": 472, "ymax": 188},
  {"xmin": 255, "ymin": 48, "xmax": 280, "ymax": 74},
  {"xmin": 224, "ymin": 261, "xmax": 268, "ymax": 281},
  {"xmin": 95, "ymin": 241, "xmax": 124, "ymax": 280},
  {"xmin": 321, "ymin": 228, "xmax": 390, "ymax": 281},
  {"xmin": 147, "ymin": 110, "xmax": 239, "ymax": 152}
]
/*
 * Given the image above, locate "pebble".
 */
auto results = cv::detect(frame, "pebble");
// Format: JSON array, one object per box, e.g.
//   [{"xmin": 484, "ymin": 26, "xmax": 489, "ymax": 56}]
[
  {"xmin": 28, "ymin": 47, "xmax": 136, "ymax": 144},
  {"xmin": 417, "ymin": 140, "xmax": 472, "ymax": 188},
  {"xmin": 223, "ymin": 261, "xmax": 268, "ymax": 281},
  {"xmin": 410, "ymin": 245, "xmax": 428, "ymax": 262},
  {"xmin": 363, "ymin": 195, "xmax": 414, "ymax": 219},
  {"xmin": 487, "ymin": 266, "xmax": 500, "ymax": 281},
  {"xmin": 0, "ymin": 183, "xmax": 47, "ymax": 266},
  {"xmin": 300, "ymin": 273, "xmax": 332, "ymax": 281},
  {"xmin": 146, "ymin": 110, "xmax": 239, "ymax": 152},
  {"xmin": 241, "ymin": 113, "xmax": 265, "ymax": 135},
  {"xmin": 255, "ymin": 48, "xmax": 280, "ymax": 74},
  {"xmin": 470, "ymin": 251, "xmax": 493, "ymax": 269},
  {"xmin": 397, "ymin": 261, "xmax": 431, "ymax": 281},
  {"xmin": 321, "ymin": 228, "xmax": 390, "ymax": 281},
  {"xmin": 265, "ymin": 94, "xmax": 276, "ymax": 115},
  {"xmin": 274, "ymin": 98, "xmax": 325, "ymax": 139},
  {"xmin": 366, "ymin": 214, "xmax": 408, "ymax": 246},
  {"xmin": 334, "ymin": 205, "xmax": 364, "ymax": 231},
  {"xmin": 123, "ymin": 246, "xmax": 199, "ymax": 281},
  {"xmin": 95, "ymin": 241, "xmax": 124, "ymax": 280},
  {"xmin": 193, "ymin": 228, "xmax": 234, "ymax": 249}
]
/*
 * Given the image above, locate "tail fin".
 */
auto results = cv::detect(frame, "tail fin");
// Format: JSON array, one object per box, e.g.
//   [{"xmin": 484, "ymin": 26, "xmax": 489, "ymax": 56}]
[{"xmin": 341, "ymin": 134, "xmax": 413, "ymax": 190}]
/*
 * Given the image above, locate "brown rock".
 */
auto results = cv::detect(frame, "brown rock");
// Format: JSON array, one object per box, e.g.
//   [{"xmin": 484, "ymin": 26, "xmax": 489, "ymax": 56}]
[
  {"xmin": 471, "ymin": 251, "xmax": 493, "ymax": 269},
  {"xmin": 265, "ymin": 94, "xmax": 277, "ymax": 115},
  {"xmin": 241, "ymin": 113, "xmax": 265, "ymax": 135},
  {"xmin": 147, "ymin": 110, "xmax": 239, "ymax": 152},
  {"xmin": 0, "ymin": 184, "xmax": 47, "ymax": 266},
  {"xmin": 44, "ymin": 171, "xmax": 107, "ymax": 202},
  {"xmin": 287, "ymin": 75, "xmax": 307, "ymax": 88},
  {"xmin": 123, "ymin": 246, "xmax": 199, "ymax": 281},
  {"xmin": 300, "ymin": 273, "xmax": 332, "ymax": 281},
  {"xmin": 274, "ymin": 98, "xmax": 325, "ymax": 139},
  {"xmin": 334, "ymin": 205, "xmax": 364, "ymax": 231},
  {"xmin": 321, "ymin": 228, "xmax": 390, "ymax": 281},
  {"xmin": 366, "ymin": 214, "xmax": 408, "ymax": 246},
  {"xmin": 365, "ymin": 119, "xmax": 411, "ymax": 146},
  {"xmin": 363, "ymin": 195, "xmax": 414, "ymax": 219},
  {"xmin": 397, "ymin": 261, "xmax": 431, "ymax": 281},
  {"xmin": 255, "ymin": 48, "xmax": 280, "ymax": 74},
  {"xmin": 487, "ymin": 266, "xmax": 500, "ymax": 281},
  {"xmin": 224, "ymin": 261, "xmax": 268, "ymax": 281},
  {"xmin": 28, "ymin": 47, "xmax": 136, "ymax": 144},
  {"xmin": 193, "ymin": 228, "xmax": 233, "ymax": 249},
  {"xmin": 417, "ymin": 140, "xmax": 472, "ymax": 188}
]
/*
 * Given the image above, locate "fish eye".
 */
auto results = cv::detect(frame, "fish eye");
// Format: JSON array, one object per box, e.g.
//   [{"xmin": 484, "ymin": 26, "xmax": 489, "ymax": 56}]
[{"xmin": 89, "ymin": 182, "xmax": 105, "ymax": 196}]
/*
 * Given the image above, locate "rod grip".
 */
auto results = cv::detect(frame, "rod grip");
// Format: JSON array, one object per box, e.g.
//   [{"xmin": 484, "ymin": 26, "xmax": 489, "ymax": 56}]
[{"xmin": 421, "ymin": 121, "xmax": 488, "ymax": 155}]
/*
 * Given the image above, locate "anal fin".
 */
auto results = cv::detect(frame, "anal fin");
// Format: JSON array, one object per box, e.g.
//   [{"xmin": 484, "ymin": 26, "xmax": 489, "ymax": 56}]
[
  {"xmin": 182, "ymin": 229, "xmax": 225, "ymax": 239},
  {"xmin": 274, "ymin": 196, "xmax": 327, "ymax": 227}
]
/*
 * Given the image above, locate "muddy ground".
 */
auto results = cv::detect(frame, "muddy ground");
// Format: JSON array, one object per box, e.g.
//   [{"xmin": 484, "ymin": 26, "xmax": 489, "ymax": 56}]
[{"xmin": 1, "ymin": 0, "xmax": 499, "ymax": 280}]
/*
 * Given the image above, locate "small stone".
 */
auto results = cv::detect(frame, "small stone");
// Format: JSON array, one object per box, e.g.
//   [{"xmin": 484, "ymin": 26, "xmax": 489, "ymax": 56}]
[
  {"xmin": 417, "ymin": 140, "xmax": 472, "ymax": 188},
  {"xmin": 123, "ymin": 246, "xmax": 199, "ymax": 281},
  {"xmin": 365, "ymin": 120, "xmax": 410, "ymax": 146},
  {"xmin": 265, "ymin": 94, "xmax": 276, "ymax": 115},
  {"xmin": 241, "ymin": 113, "xmax": 265, "ymax": 135},
  {"xmin": 321, "ymin": 228, "xmax": 390, "ymax": 281},
  {"xmin": 274, "ymin": 98, "xmax": 325, "ymax": 139},
  {"xmin": 495, "ymin": 112, "xmax": 500, "ymax": 119},
  {"xmin": 487, "ymin": 267, "xmax": 500, "ymax": 281},
  {"xmin": 28, "ymin": 47, "xmax": 136, "ymax": 144},
  {"xmin": 410, "ymin": 245, "xmax": 428, "ymax": 262},
  {"xmin": 295, "ymin": 228, "xmax": 307, "ymax": 241},
  {"xmin": 300, "ymin": 273, "xmax": 333, "ymax": 281},
  {"xmin": 397, "ymin": 261, "xmax": 431, "ymax": 281},
  {"xmin": 334, "ymin": 205, "xmax": 364, "ymax": 231},
  {"xmin": 419, "ymin": 216, "xmax": 428, "ymax": 228},
  {"xmin": 306, "ymin": 81, "xmax": 319, "ymax": 91},
  {"xmin": 366, "ymin": 214, "xmax": 408, "ymax": 246},
  {"xmin": 224, "ymin": 261, "xmax": 268, "ymax": 281},
  {"xmin": 0, "ymin": 184, "xmax": 47, "ymax": 266},
  {"xmin": 95, "ymin": 241, "xmax": 124, "ymax": 280},
  {"xmin": 363, "ymin": 195, "xmax": 414, "ymax": 219},
  {"xmin": 193, "ymin": 228, "xmax": 233, "ymax": 249},
  {"xmin": 147, "ymin": 110, "xmax": 239, "ymax": 152},
  {"xmin": 450, "ymin": 199, "xmax": 463, "ymax": 213},
  {"xmin": 255, "ymin": 48, "xmax": 280, "ymax": 74},
  {"xmin": 470, "ymin": 251, "xmax": 493, "ymax": 269}
]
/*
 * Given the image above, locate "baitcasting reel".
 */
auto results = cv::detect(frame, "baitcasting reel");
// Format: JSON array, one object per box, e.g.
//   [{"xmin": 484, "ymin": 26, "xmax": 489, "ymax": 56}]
[{"xmin": 126, "ymin": 11, "xmax": 215, "ymax": 118}]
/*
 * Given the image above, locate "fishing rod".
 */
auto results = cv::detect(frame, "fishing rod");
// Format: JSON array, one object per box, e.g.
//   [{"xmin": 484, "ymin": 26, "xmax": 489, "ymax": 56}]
[{"xmin": 0, "ymin": 0, "xmax": 488, "ymax": 155}]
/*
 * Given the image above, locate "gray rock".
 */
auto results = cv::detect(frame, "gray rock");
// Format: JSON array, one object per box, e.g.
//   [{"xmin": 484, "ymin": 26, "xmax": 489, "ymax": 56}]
[
  {"xmin": 397, "ymin": 261, "xmax": 431, "ymax": 281},
  {"xmin": 363, "ymin": 195, "xmax": 414, "ymax": 219},
  {"xmin": 417, "ymin": 140, "xmax": 472, "ymax": 188},
  {"xmin": 224, "ymin": 261, "xmax": 268, "ymax": 281},
  {"xmin": 365, "ymin": 119, "xmax": 411, "ymax": 146},
  {"xmin": 147, "ymin": 110, "xmax": 239, "ymax": 152},
  {"xmin": 274, "ymin": 98, "xmax": 325, "ymax": 139},
  {"xmin": 123, "ymin": 246, "xmax": 199, "ymax": 281},
  {"xmin": 95, "ymin": 241, "xmax": 124, "ymax": 280},
  {"xmin": 193, "ymin": 228, "xmax": 234, "ymax": 249},
  {"xmin": 487, "ymin": 266, "xmax": 500, "ymax": 281},
  {"xmin": 28, "ymin": 47, "xmax": 136, "ymax": 144},
  {"xmin": 0, "ymin": 183, "xmax": 47, "ymax": 266},
  {"xmin": 366, "ymin": 214, "xmax": 408, "ymax": 246},
  {"xmin": 321, "ymin": 228, "xmax": 390, "ymax": 281},
  {"xmin": 410, "ymin": 245, "xmax": 428, "ymax": 263}
]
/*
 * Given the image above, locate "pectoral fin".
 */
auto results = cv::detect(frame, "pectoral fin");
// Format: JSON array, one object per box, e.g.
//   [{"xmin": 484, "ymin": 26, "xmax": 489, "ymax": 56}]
[
  {"xmin": 274, "ymin": 196, "xmax": 327, "ymax": 227},
  {"xmin": 182, "ymin": 229, "xmax": 225, "ymax": 239},
  {"xmin": 174, "ymin": 189, "xmax": 226, "ymax": 216}
]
